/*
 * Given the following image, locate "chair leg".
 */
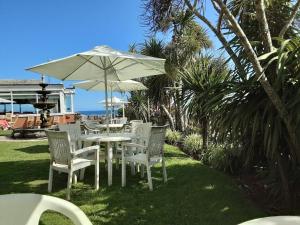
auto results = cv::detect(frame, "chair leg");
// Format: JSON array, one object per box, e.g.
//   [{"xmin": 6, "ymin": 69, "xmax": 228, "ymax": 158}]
[
  {"xmin": 122, "ymin": 149, "xmax": 126, "ymax": 187},
  {"xmin": 67, "ymin": 171, "xmax": 73, "ymax": 200},
  {"xmin": 48, "ymin": 167, "xmax": 53, "ymax": 193},
  {"xmin": 146, "ymin": 163, "xmax": 153, "ymax": 191},
  {"xmin": 130, "ymin": 162, "xmax": 136, "ymax": 175},
  {"xmin": 73, "ymin": 173, "xmax": 78, "ymax": 184},
  {"xmin": 79, "ymin": 169, "xmax": 85, "ymax": 180},
  {"xmin": 115, "ymin": 158, "xmax": 120, "ymax": 170},
  {"xmin": 141, "ymin": 164, "xmax": 145, "ymax": 178},
  {"xmin": 95, "ymin": 163, "xmax": 99, "ymax": 191},
  {"xmin": 162, "ymin": 158, "xmax": 168, "ymax": 183}
]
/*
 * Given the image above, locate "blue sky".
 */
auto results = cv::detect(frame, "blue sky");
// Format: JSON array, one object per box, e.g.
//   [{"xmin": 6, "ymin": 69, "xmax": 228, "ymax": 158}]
[{"xmin": 0, "ymin": 0, "xmax": 220, "ymax": 111}]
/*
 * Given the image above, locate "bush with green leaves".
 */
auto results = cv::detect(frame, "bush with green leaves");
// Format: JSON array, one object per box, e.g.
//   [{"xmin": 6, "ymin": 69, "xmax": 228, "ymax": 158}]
[
  {"xmin": 206, "ymin": 143, "xmax": 241, "ymax": 173},
  {"xmin": 165, "ymin": 129, "xmax": 182, "ymax": 145},
  {"xmin": 183, "ymin": 133, "xmax": 202, "ymax": 155}
]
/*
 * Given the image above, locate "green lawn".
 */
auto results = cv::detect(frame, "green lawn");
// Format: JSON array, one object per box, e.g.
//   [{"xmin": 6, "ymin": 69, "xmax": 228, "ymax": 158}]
[{"xmin": 0, "ymin": 141, "xmax": 265, "ymax": 225}]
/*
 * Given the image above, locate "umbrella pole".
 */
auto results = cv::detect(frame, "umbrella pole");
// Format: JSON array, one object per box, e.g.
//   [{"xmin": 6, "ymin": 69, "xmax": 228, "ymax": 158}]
[
  {"xmin": 110, "ymin": 87, "xmax": 113, "ymax": 123},
  {"xmin": 122, "ymin": 103, "xmax": 125, "ymax": 118},
  {"xmin": 104, "ymin": 68, "xmax": 110, "ymax": 134}
]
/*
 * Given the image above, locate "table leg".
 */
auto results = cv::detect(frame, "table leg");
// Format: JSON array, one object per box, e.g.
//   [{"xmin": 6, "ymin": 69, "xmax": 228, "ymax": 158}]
[
  {"xmin": 122, "ymin": 144, "xmax": 126, "ymax": 187},
  {"xmin": 107, "ymin": 141, "xmax": 113, "ymax": 186}
]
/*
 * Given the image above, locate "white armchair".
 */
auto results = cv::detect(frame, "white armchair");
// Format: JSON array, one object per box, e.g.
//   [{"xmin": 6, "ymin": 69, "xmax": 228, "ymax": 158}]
[
  {"xmin": 46, "ymin": 130, "xmax": 100, "ymax": 200},
  {"xmin": 238, "ymin": 216, "xmax": 300, "ymax": 225},
  {"xmin": 0, "ymin": 193, "xmax": 92, "ymax": 225},
  {"xmin": 58, "ymin": 121, "xmax": 82, "ymax": 150},
  {"xmin": 121, "ymin": 125, "xmax": 168, "ymax": 190},
  {"xmin": 115, "ymin": 122, "xmax": 152, "ymax": 171}
]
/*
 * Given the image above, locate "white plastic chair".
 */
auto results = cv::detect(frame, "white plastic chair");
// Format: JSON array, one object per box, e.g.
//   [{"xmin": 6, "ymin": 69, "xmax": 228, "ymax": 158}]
[
  {"xmin": 0, "ymin": 193, "xmax": 92, "ymax": 225},
  {"xmin": 238, "ymin": 216, "xmax": 300, "ymax": 225},
  {"xmin": 58, "ymin": 121, "xmax": 82, "ymax": 150},
  {"xmin": 46, "ymin": 130, "xmax": 100, "ymax": 200},
  {"xmin": 122, "ymin": 125, "xmax": 168, "ymax": 190},
  {"xmin": 82, "ymin": 120, "xmax": 100, "ymax": 134},
  {"xmin": 115, "ymin": 122, "xmax": 152, "ymax": 171}
]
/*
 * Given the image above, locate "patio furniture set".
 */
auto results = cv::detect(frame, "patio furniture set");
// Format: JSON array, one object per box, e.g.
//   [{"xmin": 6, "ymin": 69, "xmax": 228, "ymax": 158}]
[{"xmin": 46, "ymin": 120, "xmax": 168, "ymax": 200}]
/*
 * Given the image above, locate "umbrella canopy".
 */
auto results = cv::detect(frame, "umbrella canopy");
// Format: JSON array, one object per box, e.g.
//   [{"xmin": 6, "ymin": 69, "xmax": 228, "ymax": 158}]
[
  {"xmin": 74, "ymin": 79, "xmax": 148, "ymax": 92},
  {"xmin": 99, "ymin": 96, "xmax": 129, "ymax": 119},
  {"xmin": 0, "ymin": 98, "xmax": 14, "ymax": 103},
  {"xmin": 26, "ymin": 45, "xmax": 165, "ymax": 81},
  {"xmin": 99, "ymin": 96, "xmax": 129, "ymax": 106},
  {"xmin": 74, "ymin": 79, "xmax": 146, "ymax": 118},
  {"xmin": 27, "ymin": 45, "xmax": 165, "ymax": 132}
]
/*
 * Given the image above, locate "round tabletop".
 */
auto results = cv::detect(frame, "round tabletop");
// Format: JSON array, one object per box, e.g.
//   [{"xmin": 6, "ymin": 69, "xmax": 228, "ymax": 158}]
[
  {"xmin": 96, "ymin": 124, "xmax": 124, "ymax": 129},
  {"xmin": 81, "ymin": 134, "xmax": 131, "ymax": 142},
  {"xmin": 238, "ymin": 216, "xmax": 300, "ymax": 225}
]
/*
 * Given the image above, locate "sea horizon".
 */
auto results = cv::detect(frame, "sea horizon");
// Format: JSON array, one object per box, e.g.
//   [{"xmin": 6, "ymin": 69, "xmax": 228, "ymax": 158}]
[{"xmin": 77, "ymin": 110, "xmax": 118, "ymax": 116}]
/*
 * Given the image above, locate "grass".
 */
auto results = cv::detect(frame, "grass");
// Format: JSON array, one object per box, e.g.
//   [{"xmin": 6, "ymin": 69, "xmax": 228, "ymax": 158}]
[
  {"xmin": 0, "ymin": 129, "xmax": 12, "ymax": 136},
  {"xmin": 0, "ymin": 140, "xmax": 265, "ymax": 225}
]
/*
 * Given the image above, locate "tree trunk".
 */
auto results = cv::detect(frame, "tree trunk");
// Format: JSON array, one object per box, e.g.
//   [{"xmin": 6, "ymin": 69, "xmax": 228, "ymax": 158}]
[
  {"xmin": 202, "ymin": 116, "xmax": 209, "ymax": 151},
  {"xmin": 162, "ymin": 104, "xmax": 175, "ymax": 130},
  {"xmin": 174, "ymin": 88, "xmax": 183, "ymax": 131},
  {"xmin": 279, "ymin": 0, "xmax": 300, "ymax": 37},
  {"xmin": 214, "ymin": 0, "xmax": 300, "ymax": 163},
  {"xmin": 255, "ymin": 0, "xmax": 273, "ymax": 52},
  {"xmin": 184, "ymin": 0, "xmax": 248, "ymax": 79}
]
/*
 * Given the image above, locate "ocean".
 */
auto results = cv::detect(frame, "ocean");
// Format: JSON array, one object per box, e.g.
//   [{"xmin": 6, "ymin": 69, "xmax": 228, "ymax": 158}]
[{"xmin": 78, "ymin": 110, "xmax": 107, "ymax": 116}]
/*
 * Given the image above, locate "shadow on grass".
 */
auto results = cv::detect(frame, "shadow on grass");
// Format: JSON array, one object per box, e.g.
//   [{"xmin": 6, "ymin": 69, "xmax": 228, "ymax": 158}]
[
  {"xmin": 69, "ymin": 162, "xmax": 264, "ymax": 225},
  {"xmin": 15, "ymin": 144, "xmax": 49, "ymax": 154},
  {"xmin": 0, "ymin": 145, "xmax": 265, "ymax": 225},
  {"xmin": 0, "ymin": 159, "xmax": 69, "ymax": 195}
]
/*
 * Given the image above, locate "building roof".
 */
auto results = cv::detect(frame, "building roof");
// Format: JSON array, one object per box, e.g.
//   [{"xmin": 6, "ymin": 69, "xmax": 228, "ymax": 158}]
[
  {"xmin": 0, "ymin": 79, "xmax": 74, "ymax": 93},
  {"xmin": 0, "ymin": 80, "xmax": 63, "ymax": 86}
]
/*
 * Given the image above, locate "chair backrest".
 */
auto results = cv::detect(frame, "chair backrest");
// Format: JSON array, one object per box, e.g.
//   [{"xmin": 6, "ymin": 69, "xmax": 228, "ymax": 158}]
[
  {"xmin": 26, "ymin": 116, "xmax": 35, "ymax": 128},
  {"xmin": 46, "ymin": 130, "xmax": 72, "ymax": 165},
  {"xmin": 130, "ymin": 120, "xmax": 143, "ymax": 133},
  {"xmin": 53, "ymin": 116, "xmax": 60, "ymax": 125},
  {"xmin": 0, "ymin": 193, "xmax": 92, "ymax": 225},
  {"xmin": 34, "ymin": 116, "xmax": 41, "ymax": 128},
  {"xmin": 5, "ymin": 113, "xmax": 12, "ymax": 121},
  {"xmin": 114, "ymin": 117, "xmax": 127, "ymax": 124},
  {"xmin": 85, "ymin": 120, "xmax": 98, "ymax": 129},
  {"xmin": 12, "ymin": 116, "xmax": 26, "ymax": 129},
  {"xmin": 147, "ymin": 125, "xmax": 168, "ymax": 158},
  {"xmin": 134, "ymin": 123, "xmax": 152, "ymax": 146},
  {"xmin": 58, "ymin": 121, "xmax": 82, "ymax": 142}
]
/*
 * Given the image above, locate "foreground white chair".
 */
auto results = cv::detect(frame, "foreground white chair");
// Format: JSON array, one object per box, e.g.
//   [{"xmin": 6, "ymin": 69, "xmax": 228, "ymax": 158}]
[
  {"xmin": 0, "ymin": 193, "xmax": 92, "ymax": 225},
  {"xmin": 46, "ymin": 130, "xmax": 99, "ymax": 200},
  {"xmin": 122, "ymin": 125, "xmax": 168, "ymax": 190},
  {"xmin": 238, "ymin": 216, "xmax": 300, "ymax": 225}
]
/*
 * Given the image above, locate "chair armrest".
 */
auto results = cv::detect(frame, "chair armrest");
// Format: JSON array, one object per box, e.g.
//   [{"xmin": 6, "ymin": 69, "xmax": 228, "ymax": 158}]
[
  {"xmin": 82, "ymin": 124, "xmax": 100, "ymax": 134},
  {"xmin": 123, "ymin": 143, "xmax": 147, "ymax": 149},
  {"xmin": 72, "ymin": 145, "xmax": 99, "ymax": 156}
]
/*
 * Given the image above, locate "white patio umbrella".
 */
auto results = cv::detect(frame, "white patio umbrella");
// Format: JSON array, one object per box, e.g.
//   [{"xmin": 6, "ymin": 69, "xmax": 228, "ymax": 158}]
[
  {"xmin": 27, "ymin": 45, "xmax": 165, "ymax": 132},
  {"xmin": 99, "ymin": 96, "xmax": 129, "ymax": 119},
  {"xmin": 74, "ymin": 79, "xmax": 147, "ymax": 119},
  {"xmin": 0, "ymin": 98, "xmax": 14, "ymax": 114},
  {"xmin": 0, "ymin": 98, "xmax": 14, "ymax": 103}
]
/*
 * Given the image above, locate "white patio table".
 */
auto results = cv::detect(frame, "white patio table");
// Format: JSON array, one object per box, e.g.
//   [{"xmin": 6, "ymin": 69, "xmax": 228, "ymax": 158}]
[
  {"xmin": 96, "ymin": 124, "xmax": 126, "ymax": 133},
  {"xmin": 238, "ymin": 216, "xmax": 300, "ymax": 225},
  {"xmin": 79, "ymin": 133, "xmax": 133, "ymax": 186},
  {"xmin": 96, "ymin": 124, "xmax": 125, "ymax": 129}
]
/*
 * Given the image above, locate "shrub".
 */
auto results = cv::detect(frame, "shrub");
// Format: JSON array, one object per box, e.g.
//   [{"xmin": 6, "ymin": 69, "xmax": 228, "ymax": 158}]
[
  {"xmin": 165, "ymin": 129, "xmax": 182, "ymax": 145},
  {"xmin": 206, "ymin": 143, "xmax": 241, "ymax": 173},
  {"xmin": 183, "ymin": 133, "xmax": 202, "ymax": 156}
]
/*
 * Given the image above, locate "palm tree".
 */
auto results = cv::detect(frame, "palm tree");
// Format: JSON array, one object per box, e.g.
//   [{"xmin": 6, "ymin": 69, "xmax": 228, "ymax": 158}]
[{"xmin": 182, "ymin": 56, "xmax": 230, "ymax": 151}]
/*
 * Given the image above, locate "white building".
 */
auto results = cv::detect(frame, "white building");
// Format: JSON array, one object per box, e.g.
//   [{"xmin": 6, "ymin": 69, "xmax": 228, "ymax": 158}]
[{"xmin": 0, "ymin": 80, "xmax": 75, "ymax": 115}]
